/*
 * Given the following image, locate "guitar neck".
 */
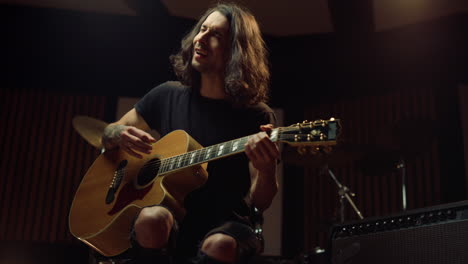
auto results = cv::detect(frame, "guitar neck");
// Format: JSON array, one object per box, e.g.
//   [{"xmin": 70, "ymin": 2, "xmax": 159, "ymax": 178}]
[
  {"xmin": 156, "ymin": 119, "xmax": 340, "ymax": 175},
  {"xmin": 158, "ymin": 130, "xmax": 280, "ymax": 175}
]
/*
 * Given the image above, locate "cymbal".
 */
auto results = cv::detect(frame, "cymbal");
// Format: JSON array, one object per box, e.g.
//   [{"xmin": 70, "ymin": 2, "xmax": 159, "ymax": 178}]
[
  {"xmin": 72, "ymin": 115, "xmax": 108, "ymax": 149},
  {"xmin": 376, "ymin": 119, "xmax": 438, "ymax": 158},
  {"xmin": 282, "ymin": 119, "xmax": 438, "ymax": 173},
  {"xmin": 355, "ymin": 146, "xmax": 401, "ymax": 176},
  {"xmin": 356, "ymin": 119, "xmax": 438, "ymax": 175}
]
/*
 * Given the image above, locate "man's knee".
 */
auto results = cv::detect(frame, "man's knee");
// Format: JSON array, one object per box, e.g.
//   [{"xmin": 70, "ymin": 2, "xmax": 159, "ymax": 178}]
[
  {"xmin": 201, "ymin": 233, "xmax": 238, "ymax": 263},
  {"xmin": 134, "ymin": 206, "xmax": 174, "ymax": 249}
]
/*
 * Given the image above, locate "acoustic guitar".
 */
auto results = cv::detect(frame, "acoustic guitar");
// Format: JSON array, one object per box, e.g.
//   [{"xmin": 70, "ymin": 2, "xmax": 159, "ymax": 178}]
[{"xmin": 69, "ymin": 119, "xmax": 341, "ymax": 257}]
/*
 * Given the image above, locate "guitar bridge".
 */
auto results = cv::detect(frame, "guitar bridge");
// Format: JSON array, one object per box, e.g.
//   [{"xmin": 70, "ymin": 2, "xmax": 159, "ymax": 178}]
[{"xmin": 105, "ymin": 160, "xmax": 127, "ymax": 204}]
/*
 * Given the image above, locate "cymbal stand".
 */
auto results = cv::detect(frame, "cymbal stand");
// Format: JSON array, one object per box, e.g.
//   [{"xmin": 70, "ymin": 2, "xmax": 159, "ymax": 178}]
[
  {"xmin": 326, "ymin": 167, "xmax": 364, "ymax": 222},
  {"xmin": 397, "ymin": 158, "xmax": 407, "ymax": 210}
]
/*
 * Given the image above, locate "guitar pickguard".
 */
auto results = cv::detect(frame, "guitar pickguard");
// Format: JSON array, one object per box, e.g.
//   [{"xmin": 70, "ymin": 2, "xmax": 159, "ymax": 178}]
[{"xmin": 107, "ymin": 181, "xmax": 153, "ymax": 215}]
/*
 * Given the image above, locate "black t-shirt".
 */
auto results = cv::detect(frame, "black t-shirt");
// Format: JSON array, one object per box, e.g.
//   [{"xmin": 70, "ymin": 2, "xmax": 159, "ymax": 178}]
[{"xmin": 135, "ymin": 81, "xmax": 276, "ymax": 258}]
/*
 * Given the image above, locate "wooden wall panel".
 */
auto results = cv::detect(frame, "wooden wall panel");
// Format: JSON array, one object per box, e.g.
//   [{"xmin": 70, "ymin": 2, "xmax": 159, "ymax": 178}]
[
  {"xmin": 303, "ymin": 86, "xmax": 441, "ymax": 250},
  {"xmin": 0, "ymin": 89, "xmax": 107, "ymax": 244}
]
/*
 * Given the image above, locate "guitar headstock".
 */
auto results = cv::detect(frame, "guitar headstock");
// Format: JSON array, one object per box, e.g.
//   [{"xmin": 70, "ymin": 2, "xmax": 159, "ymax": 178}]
[{"xmin": 272, "ymin": 118, "xmax": 341, "ymax": 155}]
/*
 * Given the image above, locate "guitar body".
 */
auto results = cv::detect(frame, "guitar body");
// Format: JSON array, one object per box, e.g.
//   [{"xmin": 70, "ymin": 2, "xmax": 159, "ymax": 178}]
[
  {"xmin": 69, "ymin": 118, "xmax": 341, "ymax": 258},
  {"xmin": 69, "ymin": 130, "xmax": 208, "ymax": 257}
]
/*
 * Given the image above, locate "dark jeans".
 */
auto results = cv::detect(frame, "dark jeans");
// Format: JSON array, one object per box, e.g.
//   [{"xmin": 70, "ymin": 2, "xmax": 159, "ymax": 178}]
[{"xmin": 129, "ymin": 205, "xmax": 262, "ymax": 264}]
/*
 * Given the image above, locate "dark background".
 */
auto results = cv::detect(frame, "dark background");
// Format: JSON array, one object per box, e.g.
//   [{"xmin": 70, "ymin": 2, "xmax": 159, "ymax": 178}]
[{"xmin": 2, "ymin": 1, "xmax": 468, "ymax": 262}]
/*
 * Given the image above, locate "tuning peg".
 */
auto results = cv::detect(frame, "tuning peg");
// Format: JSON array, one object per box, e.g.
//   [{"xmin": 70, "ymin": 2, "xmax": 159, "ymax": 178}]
[
  {"xmin": 309, "ymin": 146, "xmax": 320, "ymax": 155},
  {"xmin": 297, "ymin": 146, "xmax": 308, "ymax": 155},
  {"xmin": 320, "ymin": 133, "xmax": 327, "ymax": 141},
  {"xmin": 322, "ymin": 146, "xmax": 333, "ymax": 154}
]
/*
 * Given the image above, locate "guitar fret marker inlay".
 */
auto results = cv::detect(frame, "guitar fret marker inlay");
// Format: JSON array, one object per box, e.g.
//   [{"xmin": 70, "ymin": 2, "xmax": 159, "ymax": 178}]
[
  {"xmin": 205, "ymin": 148, "xmax": 212, "ymax": 159},
  {"xmin": 232, "ymin": 141, "xmax": 239, "ymax": 151},
  {"xmin": 217, "ymin": 145, "xmax": 224, "ymax": 156}
]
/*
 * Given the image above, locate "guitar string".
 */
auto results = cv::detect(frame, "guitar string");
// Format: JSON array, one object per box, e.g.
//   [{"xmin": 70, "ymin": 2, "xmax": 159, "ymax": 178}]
[
  {"xmin": 141, "ymin": 136, "xmax": 251, "ymax": 173},
  {"xmin": 121, "ymin": 126, "xmax": 337, "ymax": 180},
  {"xmin": 135, "ymin": 132, "xmax": 304, "ymax": 172},
  {"xmin": 130, "ymin": 131, "xmax": 334, "ymax": 175},
  {"xmin": 131, "ymin": 133, "xmax": 254, "ymax": 174},
  {"xmin": 142, "ymin": 128, "xmax": 332, "ymax": 170}
]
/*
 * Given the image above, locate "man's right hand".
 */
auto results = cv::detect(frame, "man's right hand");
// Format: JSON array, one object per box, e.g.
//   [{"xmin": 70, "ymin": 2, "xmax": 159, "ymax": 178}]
[{"xmin": 102, "ymin": 124, "xmax": 156, "ymax": 159}]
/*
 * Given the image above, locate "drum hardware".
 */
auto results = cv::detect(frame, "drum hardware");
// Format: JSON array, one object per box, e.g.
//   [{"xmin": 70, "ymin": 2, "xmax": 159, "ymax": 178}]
[{"xmin": 396, "ymin": 158, "xmax": 407, "ymax": 210}]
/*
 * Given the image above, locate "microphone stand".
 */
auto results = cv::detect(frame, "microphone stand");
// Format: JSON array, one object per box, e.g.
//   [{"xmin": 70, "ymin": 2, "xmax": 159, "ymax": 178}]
[{"xmin": 324, "ymin": 166, "xmax": 364, "ymax": 222}]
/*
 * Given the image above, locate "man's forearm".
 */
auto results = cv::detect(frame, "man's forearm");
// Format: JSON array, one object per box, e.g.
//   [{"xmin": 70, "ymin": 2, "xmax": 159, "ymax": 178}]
[
  {"xmin": 102, "ymin": 124, "xmax": 126, "ymax": 150},
  {"xmin": 250, "ymin": 165, "xmax": 278, "ymax": 212}
]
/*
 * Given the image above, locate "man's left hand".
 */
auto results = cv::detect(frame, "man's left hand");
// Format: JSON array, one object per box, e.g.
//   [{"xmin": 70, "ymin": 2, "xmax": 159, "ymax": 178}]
[{"xmin": 245, "ymin": 124, "xmax": 280, "ymax": 173}]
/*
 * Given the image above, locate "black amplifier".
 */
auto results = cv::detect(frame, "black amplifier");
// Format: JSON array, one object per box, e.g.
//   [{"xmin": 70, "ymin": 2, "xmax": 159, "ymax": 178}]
[{"xmin": 330, "ymin": 200, "xmax": 468, "ymax": 264}]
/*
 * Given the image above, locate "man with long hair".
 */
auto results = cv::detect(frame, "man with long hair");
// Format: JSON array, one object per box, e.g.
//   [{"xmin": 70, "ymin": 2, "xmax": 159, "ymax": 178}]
[{"xmin": 102, "ymin": 3, "xmax": 279, "ymax": 264}]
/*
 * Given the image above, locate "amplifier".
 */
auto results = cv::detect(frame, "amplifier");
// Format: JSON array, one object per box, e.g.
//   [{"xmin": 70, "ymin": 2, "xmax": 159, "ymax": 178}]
[{"xmin": 329, "ymin": 200, "xmax": 468, "ymax": 264}]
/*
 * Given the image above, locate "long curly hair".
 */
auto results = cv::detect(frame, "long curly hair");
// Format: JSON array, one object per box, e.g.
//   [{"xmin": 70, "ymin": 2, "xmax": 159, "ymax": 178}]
[{"xmin": 170, "ymin": 3, "xmax": 270, "ymax": 106}]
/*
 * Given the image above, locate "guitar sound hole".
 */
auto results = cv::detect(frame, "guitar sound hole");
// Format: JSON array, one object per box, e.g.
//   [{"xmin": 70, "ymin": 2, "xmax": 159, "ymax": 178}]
[{"xmin": 136, "ymin": 158, "xmax": 161, "ymax": 186}]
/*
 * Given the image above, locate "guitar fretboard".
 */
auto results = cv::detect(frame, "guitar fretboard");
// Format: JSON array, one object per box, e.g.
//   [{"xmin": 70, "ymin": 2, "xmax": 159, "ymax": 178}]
[
  {"xmin": 155, "ymin": 120, "xmax": 338, "ymax": 176},
  {"xmin": 158, "ymin": 135, "xmax": 256, "ymax": 175}
]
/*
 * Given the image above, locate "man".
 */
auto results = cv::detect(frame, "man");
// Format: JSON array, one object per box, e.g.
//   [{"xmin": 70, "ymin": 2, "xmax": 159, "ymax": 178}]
[{"xmin": 102, "ymin": 3, "xmax": 279, "ymax": 264}]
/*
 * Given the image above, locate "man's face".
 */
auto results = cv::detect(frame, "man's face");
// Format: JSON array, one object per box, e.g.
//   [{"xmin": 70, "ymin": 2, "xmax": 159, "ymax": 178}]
[{"xmin": 192, "ymin": 11, "xmax": 230, "ymax": 75}]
